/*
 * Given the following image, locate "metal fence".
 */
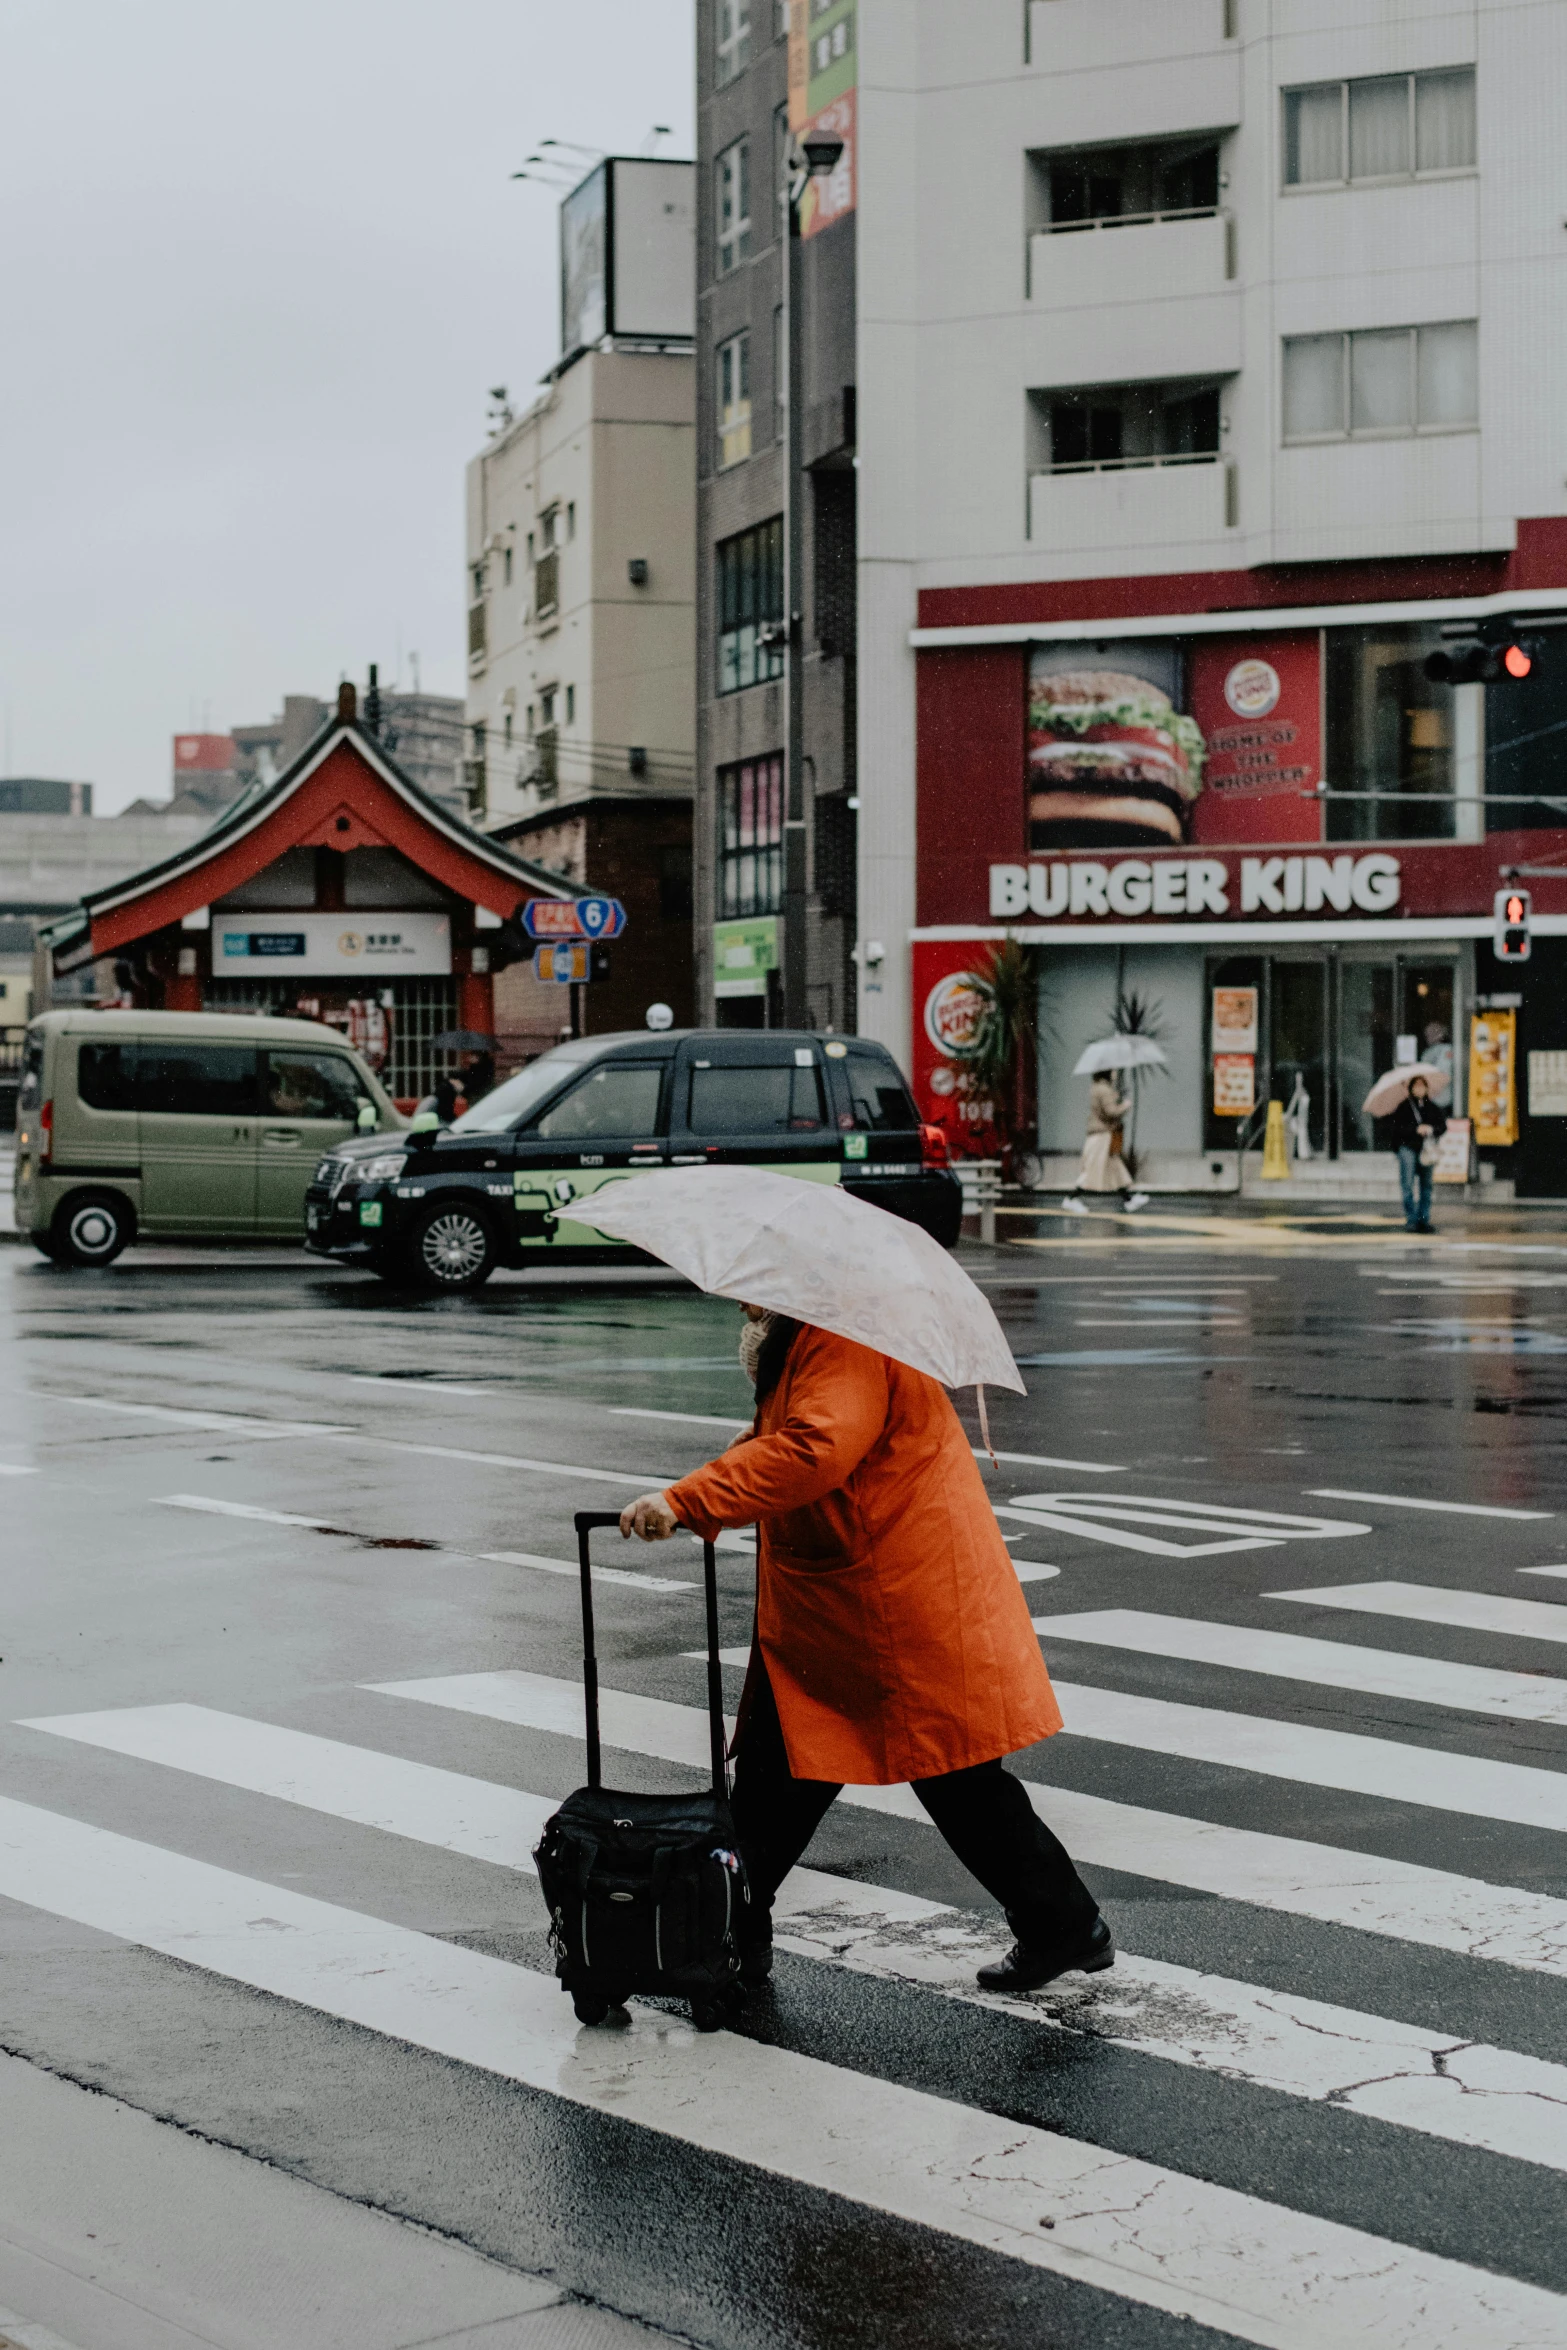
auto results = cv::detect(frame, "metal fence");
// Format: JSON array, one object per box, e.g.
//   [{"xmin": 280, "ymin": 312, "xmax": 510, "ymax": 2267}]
[{"xmin": 204, "ymin": 978, "xmax": 459, "ymax": 1103}]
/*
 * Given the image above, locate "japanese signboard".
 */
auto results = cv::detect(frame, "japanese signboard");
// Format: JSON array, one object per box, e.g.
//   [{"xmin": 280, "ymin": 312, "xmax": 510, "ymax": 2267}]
[
  {"xmin": 212, "ymin": 914, "xmax": 450, "ymax": 975},
  {"xmin": 522, "ymin": 896, "xmax": 626, "ymax": 942},
  {"xmin": 713, "ymin": 915, "xmax": 779, "ymax": 1000},
  {"xmin": 786, "ymin": 0, "xmax": 855, "ymax": 238},
  {"xmin": 1212, "ymin": 1055, "xmax": 1256, "ymax": 1117},
  {"xmin": 1469, "ymin": 1011, "xmax": 1518, "ymax": 1146}
]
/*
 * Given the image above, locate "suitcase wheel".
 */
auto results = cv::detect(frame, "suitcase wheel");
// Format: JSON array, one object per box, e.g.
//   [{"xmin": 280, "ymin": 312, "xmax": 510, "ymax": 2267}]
[
  {"xmin": 689, "ymin": 1996, "xmax": 731, "ymax": 2034},
  {"xmin": 572, "ymin": 1991, "xmax": 615, "ymax": 2026}
]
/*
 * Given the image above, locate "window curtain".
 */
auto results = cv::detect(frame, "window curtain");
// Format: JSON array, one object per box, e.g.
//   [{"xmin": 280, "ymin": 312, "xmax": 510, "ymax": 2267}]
[
  {"xmin": 1285, "ymin": 85, "xmax": 1343, "ymax": 184},
  {"xmin": 1349, "ymin": 77, "xmax": 1411, "ymax": 179},
  {"xmin": 1416, "ymin": 70, "xmax": 1476, "ymax": 172},
  {"xmin": 1351, "ymin": 329, "xmax": 1415, "ymax": 433},
  {"xmin": 1417, "ymin": 321, "xmax": 1478, "ymax": 427},
  {"xmin": 1283, "ymin": 335, "xmax": 1345, "ymax": 438}
]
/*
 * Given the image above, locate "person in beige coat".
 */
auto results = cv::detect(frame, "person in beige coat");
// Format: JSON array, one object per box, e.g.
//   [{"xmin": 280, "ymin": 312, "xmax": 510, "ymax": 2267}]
[{"xmin": 1064, "ymin": 1073, "xmax": 1148, "ymax": 1213}]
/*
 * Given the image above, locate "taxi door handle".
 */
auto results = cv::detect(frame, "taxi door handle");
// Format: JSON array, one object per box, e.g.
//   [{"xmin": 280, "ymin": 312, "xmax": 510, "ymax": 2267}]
[{"xmin": 261, "ymin": 1127, "xmax": 302, "ymax": 1148}]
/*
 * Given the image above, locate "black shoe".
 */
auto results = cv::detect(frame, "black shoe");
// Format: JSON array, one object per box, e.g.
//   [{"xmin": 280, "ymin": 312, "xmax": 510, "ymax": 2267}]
[
  {"xmin": 737, "ymin": 1933, "xmax": 774, "ymax": 1989},
  {"xmin": 975, "ymin": 1914, "xmax": 1114, "ymax": 1993}
]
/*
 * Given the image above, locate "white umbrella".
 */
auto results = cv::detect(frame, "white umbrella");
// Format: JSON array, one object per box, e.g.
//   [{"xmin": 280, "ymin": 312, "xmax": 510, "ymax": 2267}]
[
  {"xmin": 571, "ymin": 1165, "xmax": 1025, "ymax": 1397},
  {"xmin": 1362, "ymin": 1062, "xmax": 1447, "ymax": 1118},
  {"xmin": 1073, "ymin": 1035, "xmax": 1169, "ymax": 1076}
]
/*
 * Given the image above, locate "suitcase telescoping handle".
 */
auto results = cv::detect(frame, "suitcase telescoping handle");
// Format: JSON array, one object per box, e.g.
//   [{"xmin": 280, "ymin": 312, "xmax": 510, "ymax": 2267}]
[{"xmin": 573, "ymin": 1511, "xmax": 729, "ymax": 1800}]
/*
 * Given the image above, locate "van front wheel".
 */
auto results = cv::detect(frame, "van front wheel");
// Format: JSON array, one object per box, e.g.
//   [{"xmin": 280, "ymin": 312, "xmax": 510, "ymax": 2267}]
[{"xmin": 52, "ymin": 1190, "xmax": 134, "ymax": 1268}]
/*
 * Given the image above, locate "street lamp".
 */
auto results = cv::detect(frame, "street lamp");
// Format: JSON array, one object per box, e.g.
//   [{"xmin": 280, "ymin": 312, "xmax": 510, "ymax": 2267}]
[{"xmin": 781, "ymin": 132, "xmax": 844, "ymax": 1029}]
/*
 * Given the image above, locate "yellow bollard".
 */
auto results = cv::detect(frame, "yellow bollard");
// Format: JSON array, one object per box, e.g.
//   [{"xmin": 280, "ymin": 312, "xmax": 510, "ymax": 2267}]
[{"xmin": 1260, "ymin": 1098, "xmax": 1291, "ymax": 1180}]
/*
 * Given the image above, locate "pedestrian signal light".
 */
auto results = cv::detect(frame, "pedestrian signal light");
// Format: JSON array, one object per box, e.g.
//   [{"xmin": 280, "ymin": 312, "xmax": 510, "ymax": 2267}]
[
  {"xmin": 1494, "ymin": 886, "xmax": 1532, "ymax": 962},
  {"xmin": 1425, "ymin": 633, "xmax": 1543, "ymax": 686}
]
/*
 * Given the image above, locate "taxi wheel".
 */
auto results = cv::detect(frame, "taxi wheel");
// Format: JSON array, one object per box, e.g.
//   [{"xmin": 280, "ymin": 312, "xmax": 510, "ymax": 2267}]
[
  {"xmin": 408, "ymin": 1202, "xmax": 497, "ymax": 1292},
  {"xmin": 51, "ymin": 1190, "xmax": 134, "ymax": 1269}
]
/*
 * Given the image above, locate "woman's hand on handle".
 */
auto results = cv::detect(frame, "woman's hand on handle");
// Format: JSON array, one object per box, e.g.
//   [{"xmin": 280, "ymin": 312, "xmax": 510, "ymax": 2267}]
[{"xmin": 620, "ymin": 1491, "xmax": 679, "ymax": 1542}]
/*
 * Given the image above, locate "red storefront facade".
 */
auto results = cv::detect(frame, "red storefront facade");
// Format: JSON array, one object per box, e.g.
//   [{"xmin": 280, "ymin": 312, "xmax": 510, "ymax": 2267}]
[{"xmin": 908, "ymin": 526, "xmax": 1567, "ymax": 1197}]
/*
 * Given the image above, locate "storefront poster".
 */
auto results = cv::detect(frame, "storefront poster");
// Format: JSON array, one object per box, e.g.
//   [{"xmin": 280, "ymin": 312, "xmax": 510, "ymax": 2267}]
[
  {"xmin": 910, "ymin": 940, "xmax": 1000, "ymax": 1149},
  {"xmin": 1528, "ymin": 1049, "xmax": 1567, "ymax": 1116},
  {"xmin": 1027, "ymin": 642, "xmax": 1205, "ymax": 853},
  {"xmin": 1212, "ymin": 1053, "xmax": 1255, "ymax": 1117},
  {"xmin": 1212, "ymin": 985, "xmax": 1258, "ymax": 1056},
  {"xmin": 1189, "ymin": 635, "xmax": 1322, "ymax": 846},
  {"xmin": 1469, "ymin": 1011, "xmax": 1518, "ymax": 1146},
  {"xmin": 1433, "ymin": 1116, "xmax": 1473, "ymax": 1184}
]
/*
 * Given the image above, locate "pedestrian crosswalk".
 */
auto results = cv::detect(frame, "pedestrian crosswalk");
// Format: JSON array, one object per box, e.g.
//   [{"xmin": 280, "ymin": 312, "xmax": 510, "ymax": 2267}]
[
  {"xmin": 7, "ymin": 1572, "xmax": 1567, "ymax": 2344},
  {"xmin": 28, "ymin": 1701, "xmax": 1567, "ymax": 2177},
  {"xmin": 0, "ymin": 1794, "xmax": 1558, "ymax": 2350}
]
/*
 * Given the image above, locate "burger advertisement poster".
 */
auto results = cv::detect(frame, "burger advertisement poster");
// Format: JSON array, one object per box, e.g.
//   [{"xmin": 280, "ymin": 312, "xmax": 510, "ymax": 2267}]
[{"xmin": 1025, "ymin": 633, "xmax": 1322, "ymax": 853}]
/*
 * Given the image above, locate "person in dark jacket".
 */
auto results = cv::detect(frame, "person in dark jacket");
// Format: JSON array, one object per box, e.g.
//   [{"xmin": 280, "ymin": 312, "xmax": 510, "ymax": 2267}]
[{"xmin": 1389, "ymin": 1074, "xmax": 1447, "ymax": 1233}]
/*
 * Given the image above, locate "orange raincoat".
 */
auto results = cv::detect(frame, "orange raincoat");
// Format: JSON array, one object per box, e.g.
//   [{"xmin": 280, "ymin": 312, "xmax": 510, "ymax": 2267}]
[{"xmin": 664, "ymin": 1324, "xmax": 1063, "ymax": 1785}]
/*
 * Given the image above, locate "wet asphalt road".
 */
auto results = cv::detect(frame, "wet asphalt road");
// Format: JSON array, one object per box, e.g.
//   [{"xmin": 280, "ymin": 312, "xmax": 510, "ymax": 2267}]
[{"xmin": 1, "ymin": 1203, "xmax": 1566, "ymax": 2349}]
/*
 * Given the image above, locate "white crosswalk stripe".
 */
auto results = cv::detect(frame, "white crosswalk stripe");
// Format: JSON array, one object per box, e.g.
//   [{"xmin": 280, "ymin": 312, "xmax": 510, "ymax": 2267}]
[
  {"xmin": 1271, "ymin": 1580, "xmax": 1567, "ymax": 1644},
  {"xmin": 1306, "ymin": 1486, "xmax": 1553, "ymax": 1521},
  {"xmin": 373, "ymin": 1670, "xmax": 1567, "ymax": 1974},
  {"xmin": 480, "ymin": 1549, "xmax": 697, "ymax": 1594},
  {"xmin": 996, "ymin": 1492, "xmax": 1370, "ymax": 1559},
  {"xmin": 0, "ymin": 1795, "xmax": 1561, "ymax": 2348},
  {"xmin": 1032, "ymin": 1608, "xmax": 1567, "ymax": 1726},
  {"xmin": 23, "ymin": 1703, "xmax": 1567, "ymax": 2175}
]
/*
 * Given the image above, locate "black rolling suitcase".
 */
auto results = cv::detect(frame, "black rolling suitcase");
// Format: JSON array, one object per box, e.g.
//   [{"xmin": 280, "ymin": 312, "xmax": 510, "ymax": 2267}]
[{"xmin": 533, "ymin": 1510, "xmax": 750, "ymax": 2032}]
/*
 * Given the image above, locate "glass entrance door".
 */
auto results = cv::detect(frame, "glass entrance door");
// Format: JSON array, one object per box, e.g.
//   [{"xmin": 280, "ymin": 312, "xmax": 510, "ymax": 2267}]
[
  {"xmin": 1271, "ymin": 959, "xmax": 1329, "ymax": 1156},
  {"xmin": 1339, "ymin": 961, "xmax": 1396, "ymax": 1152}
]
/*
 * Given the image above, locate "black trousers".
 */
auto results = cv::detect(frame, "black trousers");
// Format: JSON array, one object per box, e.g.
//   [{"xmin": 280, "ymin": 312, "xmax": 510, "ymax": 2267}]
[{"xmin": 730, "ymin": 1667, "xmax": 1099, "ymax": 1946}]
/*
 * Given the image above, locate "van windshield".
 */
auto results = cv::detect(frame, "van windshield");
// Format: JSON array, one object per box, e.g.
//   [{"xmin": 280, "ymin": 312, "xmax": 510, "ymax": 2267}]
[{"xmin": 449, "ymin": 1046, "xmax": 595, "ymax": 1133}]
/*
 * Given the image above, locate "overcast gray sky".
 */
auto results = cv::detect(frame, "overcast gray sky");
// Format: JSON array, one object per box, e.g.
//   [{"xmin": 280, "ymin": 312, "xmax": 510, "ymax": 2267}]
[{"xmin": 0, "ymin": 0, "xmax": 694, "ymax": 812}]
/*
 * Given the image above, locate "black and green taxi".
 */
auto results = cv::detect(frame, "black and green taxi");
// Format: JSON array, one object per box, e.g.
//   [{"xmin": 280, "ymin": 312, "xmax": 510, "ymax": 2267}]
[{"xmin": 304, "ymin": 1028, "xmax": 962, "ymax": 1289}]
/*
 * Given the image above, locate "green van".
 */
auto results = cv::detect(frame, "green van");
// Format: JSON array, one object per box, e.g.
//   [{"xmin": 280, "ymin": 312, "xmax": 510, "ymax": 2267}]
[{"xmin": 15, "ymin": 1009, "xmax": 402, "ymax": 1266}]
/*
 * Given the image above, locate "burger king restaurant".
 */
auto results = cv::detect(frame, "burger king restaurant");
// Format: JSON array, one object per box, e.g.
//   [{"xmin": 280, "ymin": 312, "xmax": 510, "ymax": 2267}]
[{"xmin": 910, "ymin": 612, "xmax": 1567, "ymax": 1199}]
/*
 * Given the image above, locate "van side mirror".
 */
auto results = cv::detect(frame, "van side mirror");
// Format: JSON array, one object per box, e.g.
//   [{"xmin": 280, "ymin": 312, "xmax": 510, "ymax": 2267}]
[{"xmin": 357, "ymin": 1102, "xmax": 377, "ymax": 1131}]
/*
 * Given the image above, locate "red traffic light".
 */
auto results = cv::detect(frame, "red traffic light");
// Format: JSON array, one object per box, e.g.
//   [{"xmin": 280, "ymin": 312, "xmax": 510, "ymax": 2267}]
[{"xmin": 1504, "ymin": 643, "xmax": 1533, "ymax": 679}]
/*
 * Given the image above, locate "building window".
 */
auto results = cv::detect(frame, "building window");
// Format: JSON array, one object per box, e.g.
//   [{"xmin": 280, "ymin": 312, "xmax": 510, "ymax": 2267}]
[
  {"xmin": 567, "ymin": 501, "xmax": 576, "ymax": 539},
  {"xmin": 716, "ymin": 516, "xmax": 784, "ymax": 694},
  {"xmin": 1282, "ymin": 322, "xmax": 1477, "ymax": 442},
  {"xmin": 717, "ymin": 753, "xmax": 785, "ymax": 917},
  {"xmin": 811, "ymin": 5, "xmax": 852, "ymax": 74},
  {"xmin": 1324, "ymin": 623, "xmax": 1460, "ymax": 843},
  {"xmin": 527, "ymin": 531, "xmax": 535, "ymax": 564},
  {"xmin": 539, "ymin": 687, "xmax": 556, "ymax": 727},
  {"xmin": 541, "ymin": 508, "xmax": 559, "ymax": 549},
  {"xmin": 774, "ymin": 100, "xmax": 791, "ymax": 236},
  {"xmin": 1040, "ymin": 379, "xmax": 1222, "ymax": 472},
  {"xmin": 716, "ymin": 0, "xmax": 751, "ymax": 86},
  {"xmin": 773, "ymin": 305, "xmax": 785, "ymax": 440},
  {"xmin": 716, "ymin": 137, "xmax": 751, "ymax": 275},
  {"xmin": 565, "ymin": 683, "xmax": 576, "ymax": 724},
  {"xmin": 502, "ymin": 546, "xmax": 513, "ymax": 585},
  {"xmin": 503, "ymin": 710, "xmax": 513, "ymax": 745},
  {"xmin": 1283, "ymin": 68, "xmax": 1476, "ymax": 188},
  {"xmin": 775, "ymin": 0, "xmax": 790, "ymax": 36},
  {"xmin": 717, "ymin": 329, "xmax": 752, "ymax": 470}
]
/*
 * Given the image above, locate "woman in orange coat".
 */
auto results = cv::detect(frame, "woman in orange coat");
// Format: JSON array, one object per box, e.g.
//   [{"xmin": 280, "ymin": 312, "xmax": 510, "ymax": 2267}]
[{"xmin": 621, "ymin": 1308, "xmax": 1112, "ymax": 1993}]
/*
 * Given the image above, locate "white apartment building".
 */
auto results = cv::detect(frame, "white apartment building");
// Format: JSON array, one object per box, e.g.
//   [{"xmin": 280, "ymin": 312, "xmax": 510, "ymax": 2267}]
[
  {"xmin": 465, "ymin": 345, "xmax": 696, "ymax": 830},
  {"xmin": 855, "ymin": 0, "xmax": 1567, "ymax": 1196}
]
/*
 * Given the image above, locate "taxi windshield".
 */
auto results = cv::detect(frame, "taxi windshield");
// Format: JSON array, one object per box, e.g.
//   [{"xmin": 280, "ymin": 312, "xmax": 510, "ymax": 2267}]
[{"xmin": 448, "ymin": 1046, "xmax": 594, "ymax": 1133}]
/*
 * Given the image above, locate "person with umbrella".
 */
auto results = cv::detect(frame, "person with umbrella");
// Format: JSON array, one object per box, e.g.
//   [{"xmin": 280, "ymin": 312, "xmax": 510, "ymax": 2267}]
[
  {"xmin": 596, "ymin": 1168, "xmax": 1113, "ymax": 1998},
  {"xmin": 1063, "ymin": 1036, "xmax": 1161, "ymax": 1215},
  {"xmin": 1366, "ymin": 1063, "xmax": 1448, "ymax": 1234}
]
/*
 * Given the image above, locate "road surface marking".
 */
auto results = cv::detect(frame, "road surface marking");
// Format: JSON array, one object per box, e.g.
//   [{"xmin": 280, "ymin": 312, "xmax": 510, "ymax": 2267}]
[
  {"xmin": 346, "ymin": 1375, "xmax": 489, "ymax": 1396},
  {"xmin": 1271, "ymin": 1581, "xmax": 1567, "ymax": 1646},
  {"xmin": 373, "ymin": 1672, "xmax": 1567, "ymax": 1975},
  {"xmin": 1049, "ymin": 1680, "xmax": 1567, "ymax": 1835},
  {"xmin": 0, "ymin": 1464, "xmax": 37, "ymax": 1476},
  {"xmin": 609, "ymin": 1408, "xmax": 751, "ymax": 1430},
  {"xmin": 997, "ymin": 1492, "xmax": 1367, "ymax": 1560},
  {"xmin": 480, "ymin": 1549, "xmax": 695, "ymax": 1594},
  {"xmin": 1523, "ymin": 1567, "xmax": 1567, "ymax": 1581},
  {"xmin": 155, "ymin": 1494, "xmax": 337, "ymax": 1530},
  {"xmin": 1011, "ymin": 1562, "xmax": 1061, "ymax": 1583},
  {"xmin": 0, "ymin": 1802, "xmax": 1556, "ymax": 2350},
  {"xmin": 331, "ymin": 1437, "xmax": 680, "ymax": 1488},
  {"xmin": 44, "ymin": 1396, "xmax": 352, "ymax": 1439},
  {"xmin": 25, "ymin": 1705, "xmax": 1567, "ymax": 2179},
  {"xmin": 1307, "ymin": 1487, "xmax": 1553, "ymax": 1521},
  {"xmin": 1034, "ymin": 1610, "xmax": 1567, "ymax": 1728},
  {"xmin": 974, "ymin": 1449, "xmax": 1126, "ymax": 1474}
]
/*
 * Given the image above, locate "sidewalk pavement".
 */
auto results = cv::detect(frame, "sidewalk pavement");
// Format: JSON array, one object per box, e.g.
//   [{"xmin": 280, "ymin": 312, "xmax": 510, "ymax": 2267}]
[{"xmin": 0, "ymin": 2050, "xmax": 672, "ymax": 2350}]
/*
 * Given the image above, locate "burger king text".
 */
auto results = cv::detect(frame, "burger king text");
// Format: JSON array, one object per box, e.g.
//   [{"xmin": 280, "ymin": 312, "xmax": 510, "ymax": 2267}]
[{"xmin": 989, "ymin": 852, "xmax": 1401, "ymax": 922}]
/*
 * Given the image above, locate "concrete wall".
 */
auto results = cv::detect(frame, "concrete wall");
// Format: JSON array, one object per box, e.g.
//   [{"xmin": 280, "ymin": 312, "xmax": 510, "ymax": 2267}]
[{"xmin": 465, "ymin": 348, "xmax": 696, "ymax": 829}]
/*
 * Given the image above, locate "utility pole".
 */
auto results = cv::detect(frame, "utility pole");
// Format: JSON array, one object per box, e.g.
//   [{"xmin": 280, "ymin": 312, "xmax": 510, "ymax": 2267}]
[{"xmin": 782, "ymin": 132, "xmax": 844, "ymax": 1031}]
